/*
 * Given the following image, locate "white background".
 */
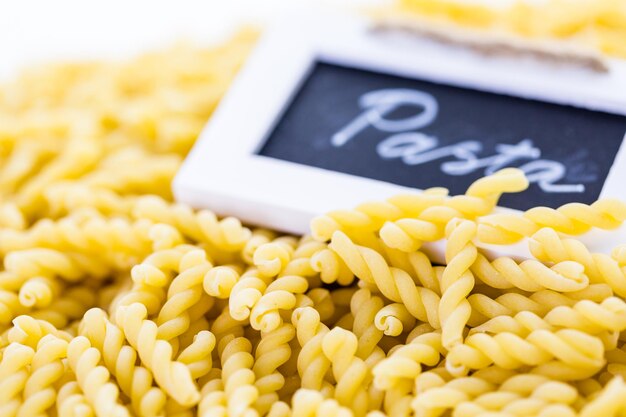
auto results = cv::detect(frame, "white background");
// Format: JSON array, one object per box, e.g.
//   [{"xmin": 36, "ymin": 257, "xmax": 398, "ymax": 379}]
[
  {"xmin": 0, "ymin": 0, "xmax": 389, "ymax": 80},
  {"xmin": 0, "ymin": 0, "xmax": 521, "ymax": 80}
]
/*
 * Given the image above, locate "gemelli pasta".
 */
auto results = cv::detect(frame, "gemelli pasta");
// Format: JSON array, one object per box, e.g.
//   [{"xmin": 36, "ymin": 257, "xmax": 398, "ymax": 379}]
[{"xmin": 3, "ymin": 28, "xmax": 626, "ymax": 417}]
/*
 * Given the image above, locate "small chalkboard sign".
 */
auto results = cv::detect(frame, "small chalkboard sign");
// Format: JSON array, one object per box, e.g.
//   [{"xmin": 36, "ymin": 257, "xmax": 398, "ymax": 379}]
[
  {"xmin": 174, "ymin": 11, "xmax": 626, "ymax": 258},
  {"xmin": 259, "ymin": 61, "xmax": 626, "ymax": 211}
]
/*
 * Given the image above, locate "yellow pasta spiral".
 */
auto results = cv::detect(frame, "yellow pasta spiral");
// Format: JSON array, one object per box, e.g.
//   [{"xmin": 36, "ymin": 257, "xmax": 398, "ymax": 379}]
[
  {"xmin": 439, "ymin": 218, "xmax": 476, "ymax": 349},
  {"xmin": 291, "ymin": 307, "xmax": 332, "ymax": 394},
  {"xmin": 219, "ymin": 336, "xmax": 260, "ymax": 417},
  {"xmin": 473, "ymin": 297, "xmax": 626, "ymax": 338},
  {"xmin": 531, "ymin": 227, "xmax": 626, "ymax": 297},
  {"xmin": 44, "ymin": 182, "xmax": 136, "ymax": 217},
  {"xmin": 249, "ymin": 275, "xmax": 308, "ymax": 332},
  {"xmin": 318, "ymin": 187, "xmax": 458, "ymax": 245},
  {"xmin": 79, "ymin": 308, "xmax": 167, "ymax": 417},
  {"xmin": 0, "ymin": 342, "xmax": 35, "ymax": 415},
  {"xmin": 156, "ymin": 249, "xmax": 215, "ymax": 351},
  {"xmin": 411, "ymin": 375, "xmax": 496, "ymax": 417},
  {"xmin": 203, "ymin": 264, "xmax": 242, "ymax": 299},
  {"xmin": 467, "ymin": 284, "xmax": 613, "ymax": 327},
  {"xmin": 330, "ymin": 231, "xmax": 442, "ymax": 330},
  {"xmin": 380, "ymin": 169, "xmax": 528, "ymax": 253},
  {"xmin": 471, "ymin": 251, "xmax": 589, "ymax": 292},
  {"xmin": 132, "ymin": 195, "xmax": 252, "ymax": 255},
  {"xmin": 309, "ymin": 248, "xmax": 355, "ymax": 286},
  {"xmin": 322, "ymin": 327, "xmax": 371, "ymax": 416},
  {"xmin": 56, "ymin": 380, "xmax": 94, "ymax": 417},
  {"xmin": 372, "ymin": 330, "xmax": 444, "ymax": 391},
  {"xmin": 291, "ymin": 389, "xmax": 353, "ymax": 417},
  {"xmin": 349, "ymin": 288, "xmax": 390, "ymax": 363},
  {"xmin": 253, "ymin": 322, "xmax": 296, "ymax": 414},
  {"xmin": 66, "ymin": 335, "xmax": 130, "ymax": 417},
  {"xmin": 0, "ymin": 214, "xmax": 154, "ymax": 269},
  {"xmin": 252, "ymin": 237, "xmax": 298, "ymax": 278},
  {"xmin": 478, "ymin": 199, "xmax": 626, "ymax": 244},
  {"xmin": 114, "ymin": 303, "xmax": 200, "ymax": 406},
  {"xmin": 18, "ymin": 334, "xmax": 68, "ymax": 417},
  {"xmin": 446, "ymin": 327, "xmax": 606, "ymax": 379}
]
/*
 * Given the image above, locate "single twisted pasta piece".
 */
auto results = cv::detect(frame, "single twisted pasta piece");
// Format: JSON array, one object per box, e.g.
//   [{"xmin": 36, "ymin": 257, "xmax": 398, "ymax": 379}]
[
  {"xmin": 112, "ymin": 245, "xmax": 198, "ymax": 318},
  {"xmin": 7, "ymin": 315, "xmax": 72, "ymax": 349},
  {"xmin": 44, "ymin": 182, "xmax": 136, "ymax": 217},
  {"xmin": 471, "ymin": 251, "xmax": 588, "ymax": 292},
  {"xmin": 322, "ymin": 327, "xmax": 371, "ymax": 416},
  {"xmin": 349, "ymin": 288, "xmax": 387, "ymax": 360},
  {"xmin": 467, "ymin": 284, "xmax": 613, "ymax": 327},
  {"xmin": 177, "ymin": 329, "xmax": 216, "ymax": 380},
  {"xmin": 291, "ymin": 307, "xmax": 332, "ymax": 394},
  {"xmin": 330, "ymin": 231, "xmax": 441, "ymax": 330},
  {"xmin": 242, "ymin": 228, "xmax": 276, "ymax": 265},
  {"xmin": 372, "ymin": 330, "xmax": 444, "ymax": 391},
  {"xmin": 18, "ymin": 334, "xmax": 68, "ymax": 417},
  {"xmin": 310, "ymin": 186, "xmax": 451, "ymax": 243},
  {"xmin": 128, "ymin": 244, "xmax": 197, "ymax": 288},
  {"xmin": 203, "ymin": 264, "xmax": 243, "ymax": 299},
  {"xmin": 531, "ymin": 227, "xmax": 626, "ymax": 297},
  {"xmin": 17, "ymin": 276, "xmax": 61, "ymax": 308},
  {"xmin": 0, "ymin": 214, "xmax": 154, "ymax": 268},
  {"xmin": 446, "ymin": 328, "xmax": 606, "ymax": 378},
  {"xmin": 393, "ymin": 250, "xmax": 441, "ymax": 294},
  {"xmin": 0, "ymin": 342, "xmax": 34, "ymax": 416},
  {"xmin": 449, "ymin": 374, "xmax": 579, "ymax": 417},
  {"xmin": 253, "ymin": 322, "xmax": 296, "ymax": 414},
  {"xmin": 56, "ymin": 380, "xmax": 94, "ymax": 417},
  {"xmin": 228, "ymin": 269, "xmax": 269, "ymax": 322},
  {"xmin": 253, "ymin": 237, "xmax": 298, "ymax": 278},
  {"xmin": 374, "ymin": 303, "xmax": 416, "ymax": 338},
  {"xmin": 79, "ymin": 308, "xmax": 167, "ymax": 417},
  {"xmin": 478, "ymin": 198, "xmax": 626, "ymax": 244},
  {"xmin": 250, "ymin": 275, "xmax": 308, "ymax": 332},
  {"xmin": 114, "ymin": 303, "xmax": 200, "ymax": 406},
  {"xmin": 281, "ymin": 238, "xmax": 327, "ymax": 279},
  {"xmin": 131, "ymin": 194, "xmax": 252, "ymax": 253},
  {"xmin": 291, "ymin": 389, "xmax": 353, "ymax": 417},
  {"xmin": 4, "ymin": 248, "xmax": 109, "ymax": 284},
  {"xmin": 373, "ymin": 169, "xmax": 528, "ymax": 253},
  {"xmin": 310, "ymin": 248, "xmax": 354, "ymax": 286},
  {"xmin": 66, "ymin": 336, "xmax": 130, "ymax": 417},
  {"xmin": 211, "ymin": 307, "xmax": 246, "ymax": 354},
  {"xmin": 379, "ymin": 205, "xmax": 460, "ymax": 253},
  {"xmin": 411, "ymin": 375, "xmax": 495, "ymax": 417},
  {"xmin": 156, "ymin": 249, "xmax": 215, "ymax": 351},
  {"xmin": 198, "ymin": 378, "xmax": 227, "ymax": 417},
  {"xmin": 445, "ymin": 168, "xmax": 529, "ymax": 218},
  {"xmin": 439, "ymin": 219, "xmax": 476, "ymax": 349},
  {"xmin": 472, "ymin": 297, "xmax": 626, "ymax": 338},
  {"xmin": 220, "ymin": 336, "xmax": 260, "ymax": 417}
]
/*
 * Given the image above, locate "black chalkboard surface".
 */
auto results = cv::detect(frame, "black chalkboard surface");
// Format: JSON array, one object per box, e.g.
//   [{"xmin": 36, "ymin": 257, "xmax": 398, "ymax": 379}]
[{"xmin": 258, "ymin": 62, "xmax": 626, "ymax": 210}]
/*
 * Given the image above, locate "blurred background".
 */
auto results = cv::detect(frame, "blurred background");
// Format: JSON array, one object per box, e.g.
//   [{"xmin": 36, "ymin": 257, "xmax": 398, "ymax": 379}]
[{"xmin": 0, "ymin": 0, "xmax": 393, "ymax": 79}]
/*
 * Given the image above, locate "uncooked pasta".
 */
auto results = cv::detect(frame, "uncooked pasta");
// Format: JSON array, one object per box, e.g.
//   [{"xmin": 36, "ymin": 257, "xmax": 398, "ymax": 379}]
[{"xmin": 2, "ymin": 24, "xmax": 626, "ymax": 417}]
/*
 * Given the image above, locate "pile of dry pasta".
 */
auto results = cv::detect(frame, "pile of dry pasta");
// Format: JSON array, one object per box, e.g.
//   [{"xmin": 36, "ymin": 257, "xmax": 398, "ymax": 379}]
[
  {"xmin": 394, "ymin": 0, "xmax": 626, "ymax": 58},
  {"xmin": 4, "ymin": 30, "xmax": 626, "ymax": 417}
]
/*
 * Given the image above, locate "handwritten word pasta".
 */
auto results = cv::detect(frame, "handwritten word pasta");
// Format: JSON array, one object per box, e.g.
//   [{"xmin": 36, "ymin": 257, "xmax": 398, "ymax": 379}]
[{"xmin": 3, "ymin": 29, "xmax": 626, "ymax": 417}]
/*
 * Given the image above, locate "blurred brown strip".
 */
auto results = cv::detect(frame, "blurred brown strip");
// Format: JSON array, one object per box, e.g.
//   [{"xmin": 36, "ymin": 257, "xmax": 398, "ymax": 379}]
[{"xmin": 372, "ymin": 19, "xmax": 609, "ymax": 74}]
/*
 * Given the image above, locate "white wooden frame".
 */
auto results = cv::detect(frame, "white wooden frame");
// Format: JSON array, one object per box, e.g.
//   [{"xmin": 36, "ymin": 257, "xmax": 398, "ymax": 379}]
[{"xmin": 174, "ymin": 10, "xmax": 626, "ymax": 258}]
